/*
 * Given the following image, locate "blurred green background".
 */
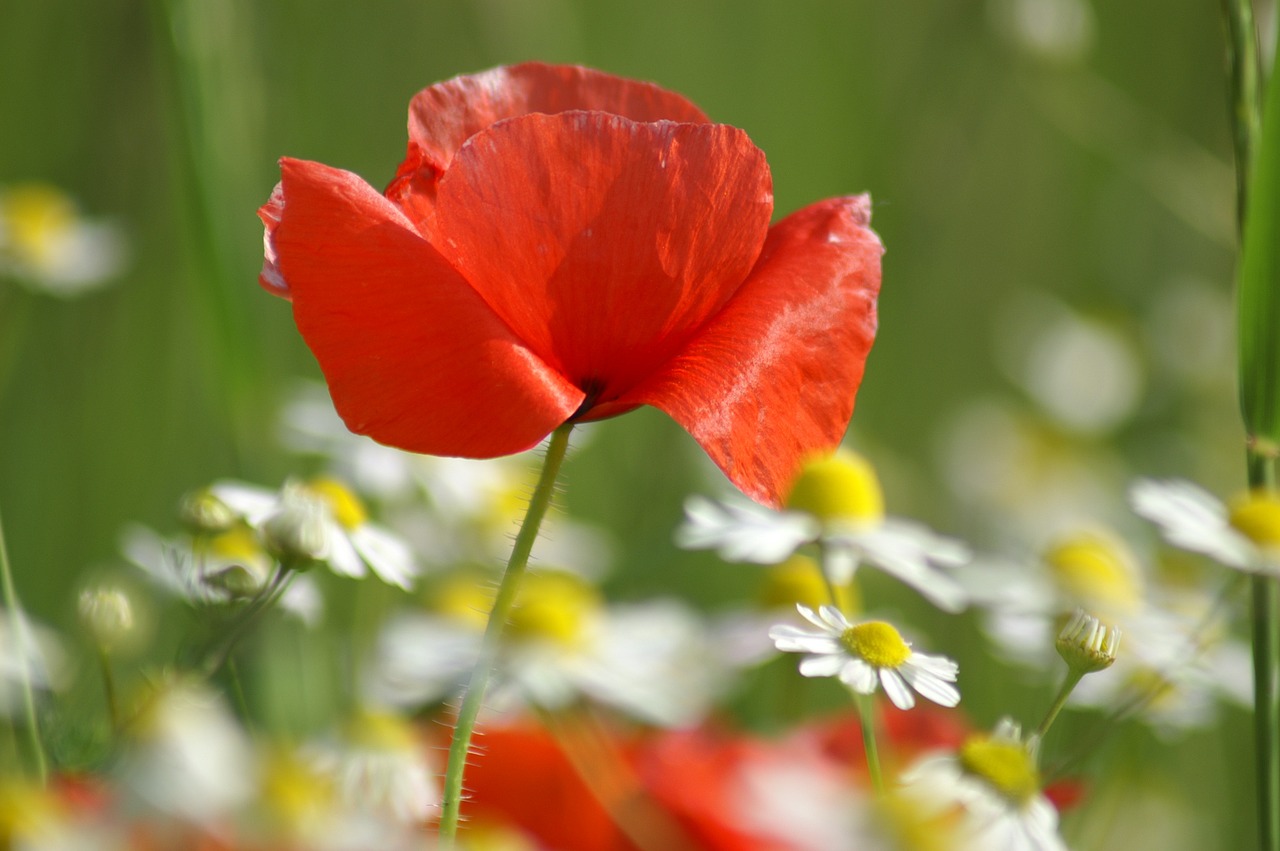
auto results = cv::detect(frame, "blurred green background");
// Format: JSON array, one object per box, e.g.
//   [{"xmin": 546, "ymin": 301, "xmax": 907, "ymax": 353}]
[{"xmin": 0, "ymin": 0, "xmax": 1259, "ymax": 847}]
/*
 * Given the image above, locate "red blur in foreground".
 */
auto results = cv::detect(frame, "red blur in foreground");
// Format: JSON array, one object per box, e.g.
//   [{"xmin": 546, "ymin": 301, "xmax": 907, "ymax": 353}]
[{"xmin": 260, "ymin": 63, "xmax": 882, "ymax": 506}]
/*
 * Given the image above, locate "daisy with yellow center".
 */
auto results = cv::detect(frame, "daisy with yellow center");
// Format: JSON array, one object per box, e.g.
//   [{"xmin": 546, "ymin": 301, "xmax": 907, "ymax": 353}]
[
  {"xmin": 678, "ymin": 450, "xmax": 969, "ymax": 612},
  {"xmin": 768, "ymin": 604, "xmax": 960, "ymax": 710},
  {"xmin": 212, "ymin": 477, "xmax": 420, "ymax": 590},
  {"xmin": 1130, "ymin": 478, "xmax": 1280, "ymax": 574},
  {"xmin": 0, "ymin": 182, "xmax": 125, "ymax": 295},
  {"xmin": 900, "ymin": 719, "xmax": 1066, "ymax": 851}
]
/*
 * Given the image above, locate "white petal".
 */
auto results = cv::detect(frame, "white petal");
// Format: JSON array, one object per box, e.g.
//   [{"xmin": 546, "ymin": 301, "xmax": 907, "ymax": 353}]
[
  {"xmin": 879, "ymin": 669, "xmax": 916, "ymax": 710},
  {"xmin": 798, "ymin": 653, "xmax": 846, "ymax": 678},
  {"xmin": 674, "ymin": 497, "xmax": 816, "ymax": 563},
  {"xmin": 838, "ymin": 659, "xmax": 877, "ymax": 694},
  {"xmin": 209, "ymin": 481, "xmax": 279, "ymax": 525},
  {"xmin": 901, "ymin": 663, "xmax": 961, "ymax": 707},
  {"xmin": 351, "ymin": 524, "xmax": 419, "ymax": 590}
]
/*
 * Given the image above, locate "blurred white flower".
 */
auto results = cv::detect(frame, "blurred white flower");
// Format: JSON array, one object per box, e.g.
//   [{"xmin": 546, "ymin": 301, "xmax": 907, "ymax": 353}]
[
  {"xmin": 366, "ymin": 571, "xmax": 727, "ymax": 727},
  {"xmin": 769, "ymin": 605, "xmax": 959, "ymax": 710},
  {"xmin": 0, "ymin": 183, "xmax": 125, "ymax": 296},
  {"xmin": 213, "ymin": 478, "xmax": 420, "ymax": 590},
  {"xmin": 1130, "ymin": 478, "xmax": 1280, "ymax": 574},
  {"xmin": 120, "ymin": 523, "xmax": 322, "ymax": 624},
  {"xmin": 117, "ymin": 681, "xmax": 256, "ymax": 825},
  {"xmin": 307, "ymin": 710, "xmax": 438, "ymax": 826},
  {"xmin": 988, "ymin": 0, "xmax": 1095, "ymax": 63},
  {"xmin": 0, "ymin": 610, "xmax": 67, "ymax": 717},
  {"xmin": 900, "ymin": 718, "xmax": 1066, "ymax": 851}
]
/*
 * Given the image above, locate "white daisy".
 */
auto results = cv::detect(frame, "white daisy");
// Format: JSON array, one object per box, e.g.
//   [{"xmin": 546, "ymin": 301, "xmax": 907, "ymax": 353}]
[
  {"xmin": 0, "ymin": 182, "xmax": 126, "ymax": 296},
  {"xmin": 900, "ymin": 718, "xmax": 1066, "ymax": 851},
  {"xmin": 768, "ymin": 604, "xmax": 960, "ymax": 710},
  {"xmin": 0, "ymin": 609, "xmax": 67, "ymax": 717},
  {"xmin": 1130, "ymin": 478, "xmax": 1278, "ymax": 573},
  {"xmin": 365, "ymin": 571, "xmax": 727, "ymax": 727},
  {"xmin": 213, "ymin": 478, "xmax": 420, "ymax": 590},
  {"xmin": 677, "ymin": 450, "xmax": 969, "ymax": 612}
]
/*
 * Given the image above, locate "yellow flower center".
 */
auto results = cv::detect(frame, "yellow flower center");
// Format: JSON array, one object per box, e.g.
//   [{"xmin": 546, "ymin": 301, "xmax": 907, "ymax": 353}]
[
  {"xmin": 306, "ymin": 477, "xmax": 368, "ymax": 530},
  {"xmin": 346, "ymin": 708, "xmax": 419, "ymax": 752},
  {"xmin": 507, "ymin": 572, "xmax": 601, "ymax": 648},
  {"xmin": 786, "ymin": 450, "xmax": 885, "ymax": 525},
  {"xmin": 2, "ymin": 183, "xmax": 76, "ymax": 266},
  {"xmin": 202, "ymin": 525, "xmax": 265, "ymax": 562},
  {"xmin": 958, "ymin": 736, "xmax": 1040, "ymax": 805},
  {"xmin": 1229, "ymin": 491, "xmax": 1280, "ymax": 548},
  {"xmin": 759, "ymin": 554, "xmax": 856, "ymax": 612},
  {"xmin": 1044, "ymin": 532, "xmax": 1142, "ymax": 612},
  {"xmin": 261, "ymin": 747, "xmax": 334, "ymax": 830},
  {"xmin": 0, "ymin": 778, "xmax": 58, "ymax": 845},
  {"xmin": 872, "ymin": 791, "xmax": 963, "ymax": 851},
  {"xmin": 433, "ymin": 571, "xmax": 497, "ymax": 630},
  {"xmin": 840, "ymin": 621, "xmax": 911, "ymax": 668}
]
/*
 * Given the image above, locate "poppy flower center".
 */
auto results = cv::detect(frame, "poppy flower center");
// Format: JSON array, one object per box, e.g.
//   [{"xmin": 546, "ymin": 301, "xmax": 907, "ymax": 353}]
[{"xmin": 840, "ymin": 621, "xmax": 911, "ymax": 668}]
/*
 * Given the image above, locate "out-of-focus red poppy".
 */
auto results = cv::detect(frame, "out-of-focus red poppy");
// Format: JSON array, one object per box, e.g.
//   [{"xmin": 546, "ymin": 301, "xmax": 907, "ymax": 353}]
[{"xmin": 260, "ymin": 62, "xmax": 882, "ymax": 506}]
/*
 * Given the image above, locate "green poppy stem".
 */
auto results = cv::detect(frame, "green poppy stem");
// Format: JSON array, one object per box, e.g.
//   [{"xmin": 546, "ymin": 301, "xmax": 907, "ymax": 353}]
[
  {"xmin": 438, "ymin": 423, "xmax": 574, "ymax": 845},
  {"xmin": 0, "ymin": 509, "xmax": 47, "ymax": 784}
]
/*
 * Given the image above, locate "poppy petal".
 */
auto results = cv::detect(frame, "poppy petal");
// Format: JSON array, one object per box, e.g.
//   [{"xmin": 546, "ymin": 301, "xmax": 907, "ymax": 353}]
[
  {"xmin": 622, "ymin": 196, "xmax": 883, "ymax": 507},
  {"xmin": 387, "ymin": 63, "xmax": 709, "ymax": 240},
  {"xmin": 257, "ymin": 182, "xmax": 288, "ymax": 297},
  {"xmin": 434, "ymin": 112, "xmax": 773, "ymax": 403},
  {"xmin": 272, "ymin": 157, "xmax": 584, "ymax": 457}
]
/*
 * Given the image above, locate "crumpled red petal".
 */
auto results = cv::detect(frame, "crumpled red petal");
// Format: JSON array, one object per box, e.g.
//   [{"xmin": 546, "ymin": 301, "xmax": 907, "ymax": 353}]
[
  {"xmin": 433, "ymin": 111, "xmax": 773, "ymax": 404},
  {"xmin": 620, "ymin": 195, "xmax": 883, "ymax": 507},
  {"xmin": 272, "ymin": 157, "xmax": 584, "ymax": 457},
  {"xmin": 387, "ymin": 62, "xmax": 710, "ymax": 238},
  {"xmin": 256, "ymin": 182, "xmax": 288, "ymax": 296}
]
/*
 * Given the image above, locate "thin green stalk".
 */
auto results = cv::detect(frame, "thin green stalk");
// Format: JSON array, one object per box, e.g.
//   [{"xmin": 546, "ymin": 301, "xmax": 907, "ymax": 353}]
[
  {"xmin": 95, "ymin": 645, "xmax": 121, "ymax": 734},
  {"xmin": 438, "ymin": 423, "xmax": 574, "ymax": 844},
  {"xmin": 1220, "ymin": 0, "xmax": 1263, "ymax": 233},
  {"xmin": 1251, "ymin": 455, "xmax": 1280, "ymax": 851},
  {"xmin": 854, "ymin": 693, "xmax": 884, "ymax": 795},
  {"xmin": 0, "ymin": 509, "xmax": 47, "ymax": 784},
  {"xmin": 200, "ymin": 566, "xmax": 293, "ymax": 678},
  {"xmin": 1035, "ymin": 669, "xmax": 1085, "ymax": 741}
]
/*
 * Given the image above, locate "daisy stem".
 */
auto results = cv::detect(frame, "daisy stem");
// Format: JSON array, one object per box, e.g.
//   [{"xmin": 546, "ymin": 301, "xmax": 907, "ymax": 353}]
[
  {"xmin": 1035, "ymin": 669, "xmax": 1084, "ymax": 742},
  {"xmin": 854, "ymin": 693, "xmax": 885, "ymax": 795},
  {"xmin": 1250, "ymin": 453, "xmax": 1280, "ymax": 851},
  {"xmin": 438, "ymin": 423, "xmax": 574, "ymax": 844},
  {"xmin": 95, "ymin": 644, "xmax": 121, "ymax": 734},
  {"xmin": 0, "ymin": 508, "xmax": 47, "ymax": 785}
]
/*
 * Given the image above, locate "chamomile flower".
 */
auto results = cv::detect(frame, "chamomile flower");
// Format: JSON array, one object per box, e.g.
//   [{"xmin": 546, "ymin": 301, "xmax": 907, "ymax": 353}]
[
  {"xmin": 900, "ymin": 719, "xmax": 1066, "ymax": 851},
  {"xmin": 213, "ymin": 477, "xmax": 420, "ymax": 590},
  {"xmin": 0, "ymin": 182, "xmax": 126, "ymax": 296},
  {"xmin": 308, "ymin": 709, "xmax": 439, "ymax": 826},
  {"xmin": 678, "ymin": 450, "xmax": 969, "ymax": 612},
  {"xmin": 1130, "ymin": 478, "xmax": 1280, "ymax": 574},
  {"xmin": 769, "ymin": 605, "xmax": 960, "ymax": 710},
  {"xmin": 0, "ymin": 609, "xmax": 67, "ymax": 716},
  {"xmin": 366, "ymin": 570, "xmax": 726, "ymax": 727}
]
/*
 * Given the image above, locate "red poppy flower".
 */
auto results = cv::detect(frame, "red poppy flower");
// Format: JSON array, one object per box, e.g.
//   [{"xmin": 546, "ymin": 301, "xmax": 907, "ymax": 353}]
[{"xmin": 260, "ymin": 62, "xmax": 882, "ymax": 506}]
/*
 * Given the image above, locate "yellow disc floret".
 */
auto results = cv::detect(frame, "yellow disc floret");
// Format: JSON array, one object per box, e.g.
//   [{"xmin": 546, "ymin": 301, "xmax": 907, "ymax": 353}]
[
  {"xmin": 1229, "ymin": 491, "xmax": 1280, "ymax": 548},
  {"xmin": 840, "ymin": 621, "xmax": 912, "ymax": 668},
  {"xmin": 759, "ymin": 554, "xmax": 848, "ymax": 612},
  {"xmin": 958, "ymin": 735, "xmax": 1041, "ymax": 806},
  {"xmin": 786, "ymin": 450, "xmax": 885, "ymax": 525},
  {"xmin": 306, "ymin": 477, "xmax": 369, "ymax": 530},
  {"xmin": 2, "ymin": 183, "xmax": 76, "ymax": 268},
  {"xmin": 1044, "ymin": 531, "xmax": 1142, "ymax": 612},
  {"xmin": 507, "ymin": 572, "xmax": 601, "ymax": 648}
]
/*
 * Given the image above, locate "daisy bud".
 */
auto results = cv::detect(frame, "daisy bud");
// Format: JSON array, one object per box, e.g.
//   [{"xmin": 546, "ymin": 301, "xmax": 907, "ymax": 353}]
[
  {"xmin": 202, "ymin": 562, "xmax": 271, "ymax": 599},
  {"xmin": 77, "ymin": 585, "xmax": 136, "ymax": 651},
  {"xmin": 178, "ymin": 487, "xmax": 237, "ymax": 535},
  {"xmin": 262, "ymin": 492, "xmax": 331, "ymax": 569},
  {"xmin": 1055, "ymin": 608, "xmax": 1121, "ymax": 675},
  {"xmin": 785, "ymin": 449, "xmax": 885, "ymax": 526}
]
